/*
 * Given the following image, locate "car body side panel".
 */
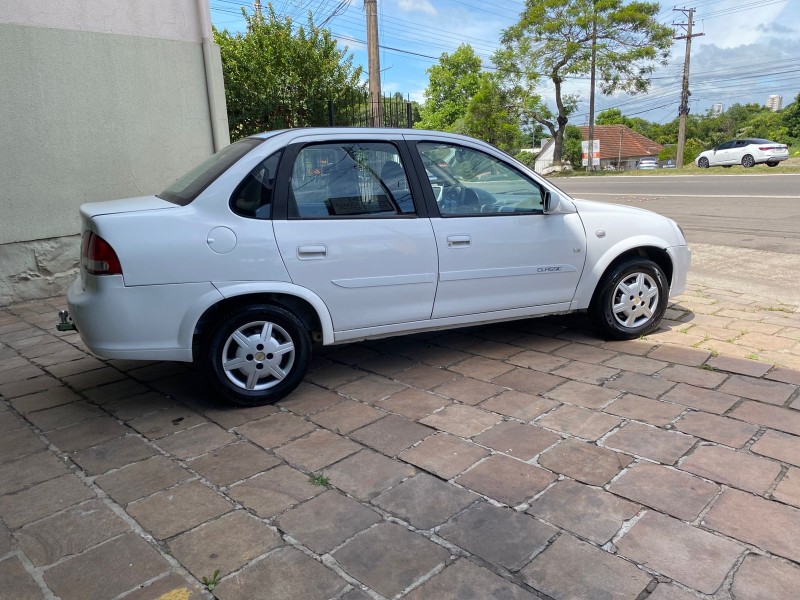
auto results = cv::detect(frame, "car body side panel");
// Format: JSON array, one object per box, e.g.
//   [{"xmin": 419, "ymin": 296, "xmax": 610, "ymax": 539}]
[
  {"xmin": 212, "ymin": 281, "xmax": 336, "ymax": 345},
  {"xmin": 568, "ymin": 199, "xmax": 686, "ymax": 310},
  {"xmin": 334, "ymin": 301, "xmax": 573, "ymax": 343},
  {"xmin": 90, "ymin": 206, "xmax": 292, "ymax": 287},
  {"xmin": 67, "ymin": 276, "xmax": 219, "ymax": 361}
]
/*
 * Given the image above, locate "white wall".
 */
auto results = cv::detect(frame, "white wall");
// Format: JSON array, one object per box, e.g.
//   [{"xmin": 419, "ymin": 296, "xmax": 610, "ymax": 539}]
[{"xmin": 0, "ymin": 0, "xmax": 229, "ymax": 304}]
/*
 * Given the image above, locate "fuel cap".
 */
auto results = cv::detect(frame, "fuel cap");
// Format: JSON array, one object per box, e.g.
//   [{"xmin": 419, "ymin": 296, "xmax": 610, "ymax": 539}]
[{"xmin": 207, "ymin": 226, "xmax": 237, "ymax": 254}]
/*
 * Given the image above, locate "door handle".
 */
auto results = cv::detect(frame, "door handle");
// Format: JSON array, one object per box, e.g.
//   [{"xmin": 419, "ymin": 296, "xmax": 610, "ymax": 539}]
[
  {"xmin": 447, "ymin": 235, "xmax": 471, "ymax": 247},
  {"xmin": 297, "ymin": 244, "xmax": 327, "ymax": 260}
]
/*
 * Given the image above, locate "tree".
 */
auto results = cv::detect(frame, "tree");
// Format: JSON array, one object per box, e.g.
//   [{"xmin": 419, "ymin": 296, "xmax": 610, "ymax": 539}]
[
  {"xmin": 214, "ymin": 7, "xmax": 363, "ymax": 139},
  {"xmin": 495, "ymin": 0, "xmax": 673, "ymax": 165},
  {"xmin": 418, "ymin": 44, "xmax": 484, "ymax": 131},
  {"xmin": 782, "ymin": 93, "xmax": 800, "ymax": 139},
  {"xmin": 562, "ymin": 125, "xmax": 584, "ymax": 166},
  {"xmin": 595, "ymin": 108, "xmax": 629, "ymax": 126},
  {"xmin": 463, "ymin": 76, "xmax": 526, "ymax": 153}
]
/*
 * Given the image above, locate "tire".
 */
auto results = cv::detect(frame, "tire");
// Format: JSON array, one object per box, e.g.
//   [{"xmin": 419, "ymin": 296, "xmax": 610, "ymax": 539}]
[
  {"xmin": 589, "ymin": 258, "xmax": 669, "ymax": 340},
  {"xmin": 742, "ymin": 154, "xmax": 755, "ymax": 168},
  {"xmin": 205, "ymin": 304, "xmax": 311, "ymax": 406},
  {"xmin": 767, "ymin": 161, "xmax": 779, "ymax": 167},
  {"xmin": 698, "ymin": 157, "xmax": 709, "ymax": 168}
]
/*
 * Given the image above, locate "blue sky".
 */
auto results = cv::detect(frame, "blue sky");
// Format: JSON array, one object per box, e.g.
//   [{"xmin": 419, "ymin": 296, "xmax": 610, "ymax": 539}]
[{"xmin": 210, "ymin": 0, "xmax": 800, "ymax": 124}]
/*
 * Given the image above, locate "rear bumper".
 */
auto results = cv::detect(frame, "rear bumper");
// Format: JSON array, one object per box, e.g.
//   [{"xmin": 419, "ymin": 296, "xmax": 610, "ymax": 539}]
[{"xmin": 67, "ymin": 276, "xmax": 222, "ymax": 361}]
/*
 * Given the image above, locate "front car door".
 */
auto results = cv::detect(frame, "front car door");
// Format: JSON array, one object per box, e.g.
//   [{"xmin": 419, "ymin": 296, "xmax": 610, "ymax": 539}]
[
  {"xmin": 711, "ymin": 141, "xmax": 735, "ymax": 165},
  {"xmin": 272, "ymin": 136, "xmax": 438, "ymax": 332},
  {"xmin": 406, "ymin": 137, "xmax": 587, "ymax": 319}
]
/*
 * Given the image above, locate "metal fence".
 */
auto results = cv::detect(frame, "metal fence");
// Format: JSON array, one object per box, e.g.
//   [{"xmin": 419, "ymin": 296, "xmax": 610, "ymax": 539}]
[{"xmin": 228, "ymin": 91, "xmax": 418, "ymax": 140}]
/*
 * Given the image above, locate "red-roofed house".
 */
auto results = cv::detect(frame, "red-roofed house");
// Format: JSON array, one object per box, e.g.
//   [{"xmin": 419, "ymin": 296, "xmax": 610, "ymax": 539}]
[{"xmin": 534, "ymin": 125, "xmax": 663, "ymax": 173}]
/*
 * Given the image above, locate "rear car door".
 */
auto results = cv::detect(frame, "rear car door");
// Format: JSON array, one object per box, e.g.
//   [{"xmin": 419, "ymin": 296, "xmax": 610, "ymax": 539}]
[
  {"xmin": 272, "ymin": 136, "xmax": 438, "ymax": 332},
  {"xmin": 406, "ymin": 137, "xmax": 587, "ymax": 319}
]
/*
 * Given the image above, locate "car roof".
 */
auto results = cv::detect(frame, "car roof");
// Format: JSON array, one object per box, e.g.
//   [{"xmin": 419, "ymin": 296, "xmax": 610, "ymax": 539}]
[{"xmin": 248, "ymin": 127, "xmax": 486, "ymax": 144}]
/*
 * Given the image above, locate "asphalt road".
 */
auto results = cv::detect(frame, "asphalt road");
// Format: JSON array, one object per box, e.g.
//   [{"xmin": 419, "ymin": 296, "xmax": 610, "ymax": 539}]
[{"xmin": 555, "ymin": 173, "xmax": 800, "ymax": 305}]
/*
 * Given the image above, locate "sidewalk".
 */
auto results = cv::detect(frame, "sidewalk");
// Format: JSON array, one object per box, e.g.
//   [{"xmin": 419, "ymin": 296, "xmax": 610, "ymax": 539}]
[{"xmin": 1, "ymin": 282, "xmax": 800, "ymax": 600}]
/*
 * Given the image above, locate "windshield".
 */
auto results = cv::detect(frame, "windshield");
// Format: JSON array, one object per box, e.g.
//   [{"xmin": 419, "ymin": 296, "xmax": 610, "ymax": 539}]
[{"xmin": 157, "ymin": 138, "xmax": 264, "ymax": 206}]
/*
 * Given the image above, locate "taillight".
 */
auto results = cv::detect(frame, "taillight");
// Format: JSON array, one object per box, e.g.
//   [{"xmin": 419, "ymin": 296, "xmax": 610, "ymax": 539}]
[
  {"xmin": 82, "ymin": 232, "xmax": 122, "ymax": 275},
  {"xmin": 759, "ymin": 146, "xmax": 781, "ymax": 151}
]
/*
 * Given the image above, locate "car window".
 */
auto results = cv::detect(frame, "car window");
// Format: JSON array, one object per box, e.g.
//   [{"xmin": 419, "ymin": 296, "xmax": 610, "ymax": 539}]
[
  {"xmin": 734, "ymin": 140, "xmax": 748, "ymax": 147},
  {"xmin": 716, "ymin": 141, "xmax": 733, "ymax": 150},
  {"xmin": 230, "ymin": 151, "xmax": 282, "ymax": 219},
  {"xmin": 288, "ymin": 142, "xmax": 416, "ymax": 218},
  {"xmin": 157, "ymin": 138, "xmax": 264, "ymax": 206},
  {"xmin": 417, "ymin": 142, "xmax": 543, "ymax": 216}
]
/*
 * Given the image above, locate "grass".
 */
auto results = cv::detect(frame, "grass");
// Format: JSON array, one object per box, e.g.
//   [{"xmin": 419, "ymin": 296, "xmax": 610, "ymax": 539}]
[
  {"xmin": 759, "ymin": 306, "xmax": 796, "ymax": 314},
  {"xmin": 547, "ymin": 155, "xmax": 800, "ymax": 178},
  {"xmin": 202, "ymin": 569, "xmax": 221, "ymax": 591},
  {"xmin": 699, "ymin": 363, "xmax": 716, "ymax": 371},
  {"xmin": 309, "ymin": 473, "xmax": 330, "ymax": 486},
  {"xmin": 746, "ymin": 353, "xmax": 760, "ymax": 361}
]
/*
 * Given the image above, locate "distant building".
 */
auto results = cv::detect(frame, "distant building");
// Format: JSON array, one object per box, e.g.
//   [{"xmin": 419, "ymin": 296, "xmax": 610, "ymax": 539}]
[
  {"xmin": 534, "ymin": 125, "xmax": 662, "ymax": 173},
  {"xmin": 767, "ymin": 95, "xmax": 783, "ymax": 111},
  {"xmin": 711, "ymin": 103, "xmax": 724, "ymax": 116}
]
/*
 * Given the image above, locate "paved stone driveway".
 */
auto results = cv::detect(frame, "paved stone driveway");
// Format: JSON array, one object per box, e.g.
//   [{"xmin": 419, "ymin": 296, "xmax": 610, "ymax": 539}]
[{"xmin": 2, "ymin": 283, "xmax": 800, "ymax": 600}]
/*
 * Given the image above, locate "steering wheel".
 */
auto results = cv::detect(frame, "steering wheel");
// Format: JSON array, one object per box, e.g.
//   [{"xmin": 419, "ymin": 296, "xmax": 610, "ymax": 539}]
[{"xmin": 440, "ymin": 184, "xmax": 465, "ymax": 213}]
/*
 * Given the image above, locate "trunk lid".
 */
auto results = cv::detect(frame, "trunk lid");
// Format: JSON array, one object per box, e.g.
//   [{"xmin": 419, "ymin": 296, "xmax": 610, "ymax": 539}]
[{"xmin": 80, "ymin": 195, "xmax": 177, "ymax": 220}]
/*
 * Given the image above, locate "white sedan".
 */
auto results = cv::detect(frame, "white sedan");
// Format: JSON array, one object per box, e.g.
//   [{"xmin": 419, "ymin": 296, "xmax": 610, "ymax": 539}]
[
  {"xmin": 695, "ymin": 138, "xmax": 789, "ymax": 168},
  {"xmin": 65, "ymin": 129, "xmax": 690, "ymax": 405}
]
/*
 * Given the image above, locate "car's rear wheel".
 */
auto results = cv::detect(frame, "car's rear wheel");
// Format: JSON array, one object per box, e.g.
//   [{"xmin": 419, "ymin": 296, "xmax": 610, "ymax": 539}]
[
  {"xmin": 698, "ymin": 157, "xmax": 709, "ymax": 168},
  {"xmin": 742, "ymin": 154, "xmax": 755, "ymax": 168},
  {"xmin": 205, "ymin": 304, "xmax": 311, "ymax": 406},
  {"xmin": 767, "ymin": 161, "xmax": 779, "ymax": 167},
  {"xmin": 589, "ymin": 258, "xmax": 669, "ymax": 340}
]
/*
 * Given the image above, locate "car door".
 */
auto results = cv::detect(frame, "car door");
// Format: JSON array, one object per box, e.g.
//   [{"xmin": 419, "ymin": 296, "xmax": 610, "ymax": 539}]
[
  {"xmin": 710, "ymin": 141, "xmax": 734, "ymax": 165},
  {"xmin": 406, "ymin": 137, "xmax": 587, "ymax": 319},
  {"xmin": 272, "ymin": 136, "xmax": 438, "ymax": 332},
  {"xmin": 730, "ymin": 139, "xmax": 749, "ymax": 164}
]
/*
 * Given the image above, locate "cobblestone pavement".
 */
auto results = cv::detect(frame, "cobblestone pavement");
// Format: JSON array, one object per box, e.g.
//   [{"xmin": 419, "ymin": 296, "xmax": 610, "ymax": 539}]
[{"xmin": 2, "ymin": 282, "xmax": 800, "ymax": 600}]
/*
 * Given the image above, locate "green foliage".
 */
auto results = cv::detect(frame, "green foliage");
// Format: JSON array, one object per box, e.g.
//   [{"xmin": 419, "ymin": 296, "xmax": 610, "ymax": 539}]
[
  {"xmin": 596, "ymin": 108, "xmax": 629, "ymax": 126},
  {"xmin": 202, "ymin": 569, "xmax": 221, "ymax": 591},
  {"xmin": 495, "ymin": 0, "xmax": 673, "ymax": 165},
  {"xmin": 783, "ymin": 93, "xmax": 800, "ymax": 139},
  {"xmin": 463, "ymin": 76, "xmax": 526, "ymax": 153},
  {"xmin": 658, "ymin": 139, "xmax": 703, "ymax": 165},
  {"xmin": 214, "ymin": 6, "xmax": 364, "ymax": 140},
  {"xmin": 309, "ymin": 473, "xmax": 330, "ymax": 486},
  {"xmin": 514, "ymin": 151, "xmax": 538, "ymax": 169},
  {"xmin": 418, "ymin": 45, "xmax": 484, "ymax": 132},
  {"xmin": 562, "ymin": 125, "xmax": 584, "ymax": 167}
]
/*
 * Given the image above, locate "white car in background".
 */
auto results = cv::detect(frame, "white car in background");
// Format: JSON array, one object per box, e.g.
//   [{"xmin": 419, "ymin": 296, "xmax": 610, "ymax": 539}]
[
  {"xmin": 695, "ymin": 138, "xmax": 789, "ymax": 168},
  {"xmin": 64, "ymin": 128, "xmax": 690, "ymax": 406}
]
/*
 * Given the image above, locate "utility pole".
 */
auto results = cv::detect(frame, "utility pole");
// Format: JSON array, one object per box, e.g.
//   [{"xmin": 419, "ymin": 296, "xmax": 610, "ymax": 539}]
[
  {"xmin": 364, "ymin": 0, "xmax": 382, "ymax": 126},
  {"xmin": 253, "ymin": 0, "xmax": 262, "ymax": 20},
  {"xmin": 587, "ymin": 2, "xmax": 597, "ymax": 172},
  {"xmin": 673, "ymin": 8, "xmax": 703, "ymax": 168}
]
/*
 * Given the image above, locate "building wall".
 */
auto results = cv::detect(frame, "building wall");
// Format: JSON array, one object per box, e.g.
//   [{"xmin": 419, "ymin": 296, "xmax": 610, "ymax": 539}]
[{"xmin": 0, "ymin": 0, "xmax": 229, "ymax": 305}]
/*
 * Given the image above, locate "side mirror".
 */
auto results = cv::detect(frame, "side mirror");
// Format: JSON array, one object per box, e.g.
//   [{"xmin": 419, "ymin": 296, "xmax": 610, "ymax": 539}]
[{"xmin": 544, "ymin": 190, "xmax": 561, "ymax": 214}]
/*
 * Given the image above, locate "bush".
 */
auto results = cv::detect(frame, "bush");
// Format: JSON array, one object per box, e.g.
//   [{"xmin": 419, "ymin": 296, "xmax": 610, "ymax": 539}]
[{"xmin": 514, "ymin": 151, "xmax": 537, "ymax": 169}]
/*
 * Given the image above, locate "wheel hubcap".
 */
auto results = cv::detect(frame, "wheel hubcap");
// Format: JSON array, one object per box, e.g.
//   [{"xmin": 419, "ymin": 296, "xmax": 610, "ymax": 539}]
[
  {"xmin": 221, "ymin": 321, "xmax": 295, "ymax": 391},
  {"xmin": 612, "ymin": 272, "xmax": 659, "ymax": 328}
]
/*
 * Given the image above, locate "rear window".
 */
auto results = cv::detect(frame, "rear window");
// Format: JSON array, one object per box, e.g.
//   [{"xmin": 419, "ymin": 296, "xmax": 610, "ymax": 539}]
[{"xmin": 157, "ymin": 138, "xmax": 264, "ymax": 206}]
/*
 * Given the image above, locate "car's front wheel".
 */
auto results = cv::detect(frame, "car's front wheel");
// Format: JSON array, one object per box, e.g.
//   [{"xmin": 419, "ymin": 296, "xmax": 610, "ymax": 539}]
[
  {"xmin": 767, "ymin": 161, "xmax": 779, "ymax": 167},
  {"xmin": 742, "ymin": 154, "xmax": 755, "ymax": 168},
  {"xmin": 697, "ymin": 157, "xmax": 709, "ymax": 168},
  {"xmin": 589, "ymin": 258, "xmax": 669, "ymax": 340},
  {"xmin": 205, "ymin": 304, "xmax": 311, "ymax": 406}
]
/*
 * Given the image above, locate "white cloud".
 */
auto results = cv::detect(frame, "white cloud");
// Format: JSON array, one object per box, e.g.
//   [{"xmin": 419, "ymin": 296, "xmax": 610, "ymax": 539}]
[{"xmin": 396, "ymin": 0, "xmax": 436, "ymax": 17}]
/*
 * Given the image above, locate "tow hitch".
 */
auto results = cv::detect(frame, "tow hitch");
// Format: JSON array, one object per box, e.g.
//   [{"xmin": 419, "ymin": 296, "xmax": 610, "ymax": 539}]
[{"xmin": 57, "ymin": 310, "xmax": 77, "ymax": 332}]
